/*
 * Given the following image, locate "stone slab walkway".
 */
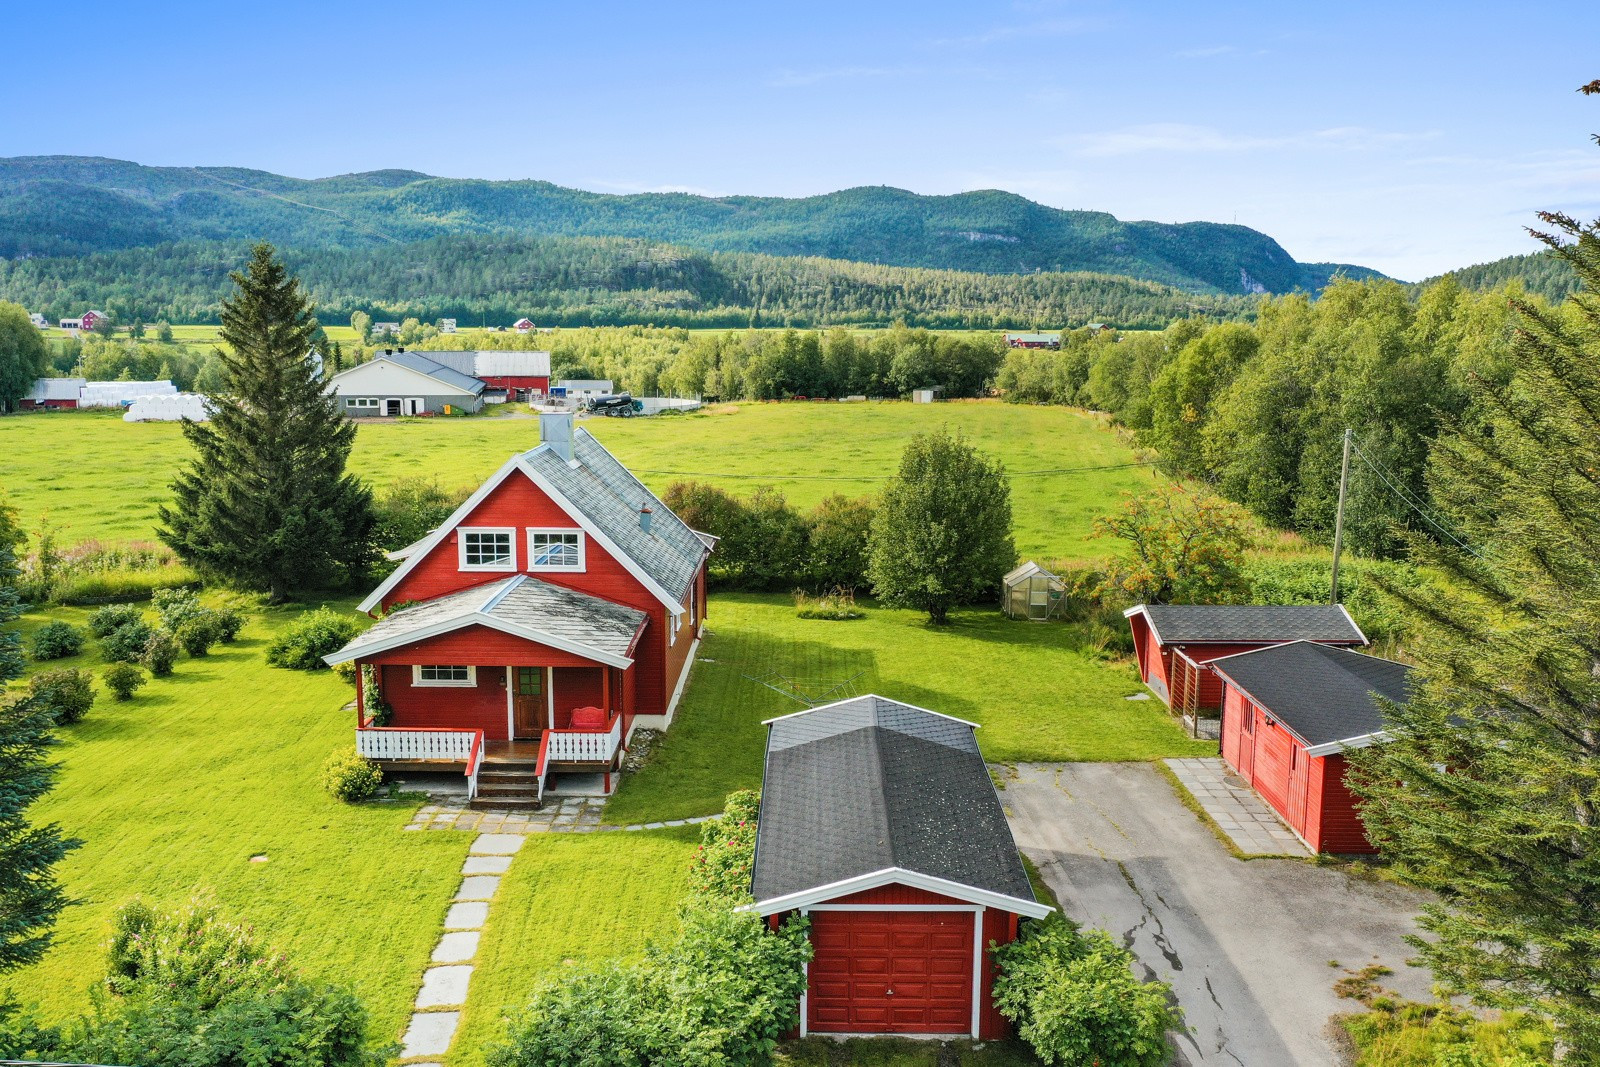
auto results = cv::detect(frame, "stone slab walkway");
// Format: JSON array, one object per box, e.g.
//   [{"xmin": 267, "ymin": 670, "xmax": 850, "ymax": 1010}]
[
  {"xmin": 404, "ymin": 796, "xmax": 719, "ymax": 836},
  {"xmin": 1163, "ymin": 757, "xmax": 1311, "ymax": 857},
  {"xmin": 398, "ymin": 833, "xmax": 524, "ymax": 1063}
]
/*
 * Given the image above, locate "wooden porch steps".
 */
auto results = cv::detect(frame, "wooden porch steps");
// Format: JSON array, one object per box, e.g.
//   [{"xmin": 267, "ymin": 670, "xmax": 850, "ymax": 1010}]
[{"xmin": 473, "ymin": 763, "xmax": 543, "ymax": 808}]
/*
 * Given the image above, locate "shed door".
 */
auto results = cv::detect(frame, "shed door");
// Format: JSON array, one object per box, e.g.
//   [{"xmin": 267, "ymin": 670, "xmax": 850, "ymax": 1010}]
[{"xmin": 808, "ymin": 910, "xmax": 973, "ymax": 1035}]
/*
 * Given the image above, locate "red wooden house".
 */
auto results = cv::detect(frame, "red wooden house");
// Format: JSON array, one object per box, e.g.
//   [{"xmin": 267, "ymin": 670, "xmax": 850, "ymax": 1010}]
[
  {"xmin": 1212, "ymin": 641, "xmax": 1412, "ymax": 853},
  {"xmin": 748, "ymin": 696, "xmax": 1051, "ymax": 1040},
  {"xmin": 1123, "ymin": 604, "xmax": 1367, "ymax": 716},
  {"xmin": 325, "ymin": 411, "xmax": 711, "ymax": 805}
]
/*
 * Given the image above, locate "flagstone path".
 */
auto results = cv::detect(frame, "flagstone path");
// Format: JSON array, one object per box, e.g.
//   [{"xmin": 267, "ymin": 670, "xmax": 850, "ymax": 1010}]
[{"xmin": 402, "ymin": 795, "xmax": 718, "ymax": 835}]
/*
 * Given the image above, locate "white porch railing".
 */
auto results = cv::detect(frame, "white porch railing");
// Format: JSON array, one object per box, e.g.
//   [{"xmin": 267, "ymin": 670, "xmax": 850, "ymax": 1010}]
[
  {"xmin": 545, "ymin": 714, "xmax": 623, "ymax": 764},
  {"xmin": 357, "ymin": 727, "xmax": 485, "ymax": 800}
]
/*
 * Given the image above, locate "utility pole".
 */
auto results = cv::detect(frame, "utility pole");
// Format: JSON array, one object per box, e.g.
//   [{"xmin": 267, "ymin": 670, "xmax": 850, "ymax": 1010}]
[{"xmin": 1330, "ymin": 427, "xmax": 1353, "ymax": 604}]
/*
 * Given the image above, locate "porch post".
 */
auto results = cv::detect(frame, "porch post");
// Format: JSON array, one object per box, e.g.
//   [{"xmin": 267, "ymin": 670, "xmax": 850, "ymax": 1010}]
[
  {"xmin": 505, "ymin": 666, "xmax": 515, "ymax": 740},
  {"xmin": 546, "ymin": 666, "xmax": 554, "ymax": 729},
  {"xmin": 602, "ymin": 668, "xmax": 612, "ymax": 716},
  {"xmin": 355, "ymin": 662, "xmax": 366, "ymax": 725}
]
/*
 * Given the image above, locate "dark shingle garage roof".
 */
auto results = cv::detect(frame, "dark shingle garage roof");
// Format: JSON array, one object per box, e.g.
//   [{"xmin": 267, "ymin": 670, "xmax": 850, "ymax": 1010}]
[
  {"xmin": 1209, "ymin": 641, "xmax": 1413, "ymax": 750},
  {"xmin": 751, "ymin": 696, "xmax": 1037, "ymax": 908},
  {"xmin": 1130, "ymin": 604, "xmax": 1367, "ymax": 645}
]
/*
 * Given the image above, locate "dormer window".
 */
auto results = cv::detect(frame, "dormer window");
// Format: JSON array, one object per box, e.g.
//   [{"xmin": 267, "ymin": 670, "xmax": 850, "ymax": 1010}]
[
  {"xmin": 528, "ymin": 529, "xmax": 584, "ymax": 571},
  {"xmin": 460, "ymin": 528, "xmax": 516, "ymax": 570}
]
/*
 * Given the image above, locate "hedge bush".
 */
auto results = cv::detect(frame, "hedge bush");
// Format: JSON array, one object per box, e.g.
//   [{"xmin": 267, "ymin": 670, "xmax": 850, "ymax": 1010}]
[
  {"xmin": 29, "ymin": 668, "xmax": 95, "ymax": 725},
  {"xmin": 88, "ymin": 604, "xmax": 143, "ymax": 638},
  {"xmin": 103, "ymin": 663, "xmax": 147, "ymax": 701},
  {"xmin": 992, "ymin": 915, "xmax": 1181, "ymax": 1067},
  {"xmin": 31, "ymin": 621, "xmax": 84, "ymax": 660},
  {"xmin": 267, "ymin": 608, "xmax": 360, "ymax": 671},
  {"xmin": 152, "ymin": 588, "xmax": 206, "ymax": 631},
  {"xmin": 175, "ymin": 615, "xmax": 219, "ymax": 657},
  {"xmin": 321, "ymin": 749, "xmax": 383, "ymax": 802},
  {"xmin": 140, "ymin": 629, "xmax": 180, "ymax": 677},
  {"xmin": 212, "ymin": 607, "xmax": 245, "ymax": 643}
]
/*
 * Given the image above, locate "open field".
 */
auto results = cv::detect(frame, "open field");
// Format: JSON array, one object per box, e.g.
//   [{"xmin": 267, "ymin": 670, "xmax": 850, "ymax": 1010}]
[
  {"xmin": 0, "ymin": 401, "xmax": 1158, "ymax": 561},
  {"xmin": 606, "ymin": 593, "xmax": 1212, "ymax": 825},
  {"xmin": 4, "ymin": 599, "xmax": 472, "ymax": 1044}
]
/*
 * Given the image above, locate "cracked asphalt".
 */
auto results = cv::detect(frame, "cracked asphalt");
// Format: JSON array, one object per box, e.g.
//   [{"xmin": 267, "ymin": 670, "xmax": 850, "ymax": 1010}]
[{"xmin": 1003, "ymin": 762, "xmax": 1435, "ymax": 1065}]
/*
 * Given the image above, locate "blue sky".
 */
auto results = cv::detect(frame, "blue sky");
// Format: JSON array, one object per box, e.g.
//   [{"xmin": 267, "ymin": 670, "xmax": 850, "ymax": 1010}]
[{"xmin": 7, "ymin": 0, "xmax": 1599, "ymax": 279}]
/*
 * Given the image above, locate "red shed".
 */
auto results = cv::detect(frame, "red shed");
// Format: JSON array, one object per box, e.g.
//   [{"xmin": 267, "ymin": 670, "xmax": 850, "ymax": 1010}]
[
  {"xmin": 748, "ymin": 696, "xmax": 1052, "ymax": 1039},
  {"xmin": 1123, "ymin": 604, "xmax": 1367, "ymax": 714},
  {"xmin": 1212, "ymin": 641, "xmax": 1413, "ymax": 854}
]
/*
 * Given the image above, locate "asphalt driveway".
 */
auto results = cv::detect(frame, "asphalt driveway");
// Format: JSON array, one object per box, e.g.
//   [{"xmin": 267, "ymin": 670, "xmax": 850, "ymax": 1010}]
[{"xmin": 1003, "ymin": 762, "xmax": 1435, "ymax": 1066}]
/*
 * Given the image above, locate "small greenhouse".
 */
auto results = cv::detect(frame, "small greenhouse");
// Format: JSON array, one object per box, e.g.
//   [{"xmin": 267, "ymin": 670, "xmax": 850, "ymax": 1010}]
[{"xmin": 1002, "ymin": 561, "xmax": 1067, "ymax": 621}]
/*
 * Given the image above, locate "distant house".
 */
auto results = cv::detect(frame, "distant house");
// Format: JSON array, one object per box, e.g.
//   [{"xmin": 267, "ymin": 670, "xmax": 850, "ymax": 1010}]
[
  {"xmin": 58, "ymin": 318, "xmax": 84, "ymax": 332},
  {"xmin": 430, "ymin": 350, "xmax": 552, "ymax": 398},
  {"xmin": 323, "ymin": 349, "xmax": 486, "ymax": 416},
  {"xmin": 20, "ymin": 378, "xmax": 85, "ymax": 410},
  {"xmin": 512, "ymin": 318, "xmax": 536, "ymax": 333},
  {"xmin": 555, "ymin": 379, "xmax": 613, "ymax": 401},
  {"xmin": 28, "ymin": 312, "xmax": 48, "ymax": 328},
  {"xmin": 1084, "ymin": 322, "xmax": 1113, "ymax": 333},
  {"xmin": 1003, "ymin": 331, "xmax": 1060, "ymax": 350},
  {"xmin": 1213, "ymin": 641, "xmax": 1413, "ymax": 853},
  {"xmin": 79, "ymin": 310, "xmax": 108, "ymax": 332},
  {"xmin": 911, "ymin": 388, "xmax": 938, "ymax": 404},
  {"xmin": 438, "ymin": 318, "xmax": 458, "ymax": 334},
  {"xmin": 371, "ymin": 321, "xmax": 401, "ymax": 337}
]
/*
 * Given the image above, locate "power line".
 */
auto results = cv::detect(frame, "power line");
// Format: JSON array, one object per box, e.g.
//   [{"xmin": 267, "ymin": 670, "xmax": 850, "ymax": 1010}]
[
  {"xmin": 629, "ymin": 459, "xmax": 1158, "ymax": 482},
  {"xmin": 1346, "ymin": 437, "xmax": 1483, "ymax": 558}
]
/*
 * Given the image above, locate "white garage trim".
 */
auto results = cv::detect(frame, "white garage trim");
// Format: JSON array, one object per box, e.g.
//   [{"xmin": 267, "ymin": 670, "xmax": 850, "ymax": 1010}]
[
  {"xmin": 805, "ymin": 904, "xmax": 981, "ymax": 912},
  {"xmin": 971, "ymin": 908, "xmax": 985, "ymax": 1040},
  {"xmin": 746, "ymin": 865, "xmax": 1053, "ymax": 920}
]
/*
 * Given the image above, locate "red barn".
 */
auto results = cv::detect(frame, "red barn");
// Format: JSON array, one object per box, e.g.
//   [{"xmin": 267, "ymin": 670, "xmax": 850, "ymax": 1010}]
[
  {"xmin": 748, "ymin": 696, "xmax": 1052, "ymax": 1040},
  {"xmin": 1123, "ymin": 604, "xmax": 1367, "ymax": 714},
  {"xmin": 20, "ymin": 377, "xmax": 84, "ymax": 410},
  {"xmin": 78, "ymin": 309, "xmax": 106, "ymax": 332},
  {"xmin": 428, "ymin": 350, "xmax": 552, "ymax": 398},
  {"xmin": 1212, "ymin": 641, "xmax": 1413, "ymax": 854},
  {"xmin": 325, "ymin": 412, "xmax": 711, "ymax": 804}
]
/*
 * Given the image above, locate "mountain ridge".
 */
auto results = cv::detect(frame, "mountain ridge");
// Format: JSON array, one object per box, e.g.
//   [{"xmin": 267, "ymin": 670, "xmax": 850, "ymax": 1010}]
[{"xmin": 0, "ymin": 155, "xmax": 1387, "ymax": 295}]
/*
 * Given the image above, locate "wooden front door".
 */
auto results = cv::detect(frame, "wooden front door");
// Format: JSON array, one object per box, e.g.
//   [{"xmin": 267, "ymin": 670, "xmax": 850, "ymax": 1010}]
[{"xmin": 513, "ymin": 667, "xmax": 543, "ymax": 739}]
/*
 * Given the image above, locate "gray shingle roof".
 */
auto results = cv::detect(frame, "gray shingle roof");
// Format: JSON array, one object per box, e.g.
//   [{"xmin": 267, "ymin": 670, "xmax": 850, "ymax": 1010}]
[
  {"xmin": 326, "ymin": 575, "xmax": 646, "ymax": 663},
  {"xmin": 424, "ymin": 350, "xmax": 551, "ymax": 378},
  {"xmin": 751, "ymin": 696, "xmax": 1036, "ymax": 906},
  {"xmin": 521, "ymin": 427, "xmax": 707, "ymax": 603},
  {"xmin": 1210, "ymin": 641, "xmax": 1413, "ymax": 747},
  {"xmin": 383, "ymin": 351, "xmax": 485, "ymax": 395},
  {"xmin": 1137, "ymin": 604, "xmax": 1366, "ymax": 645}
]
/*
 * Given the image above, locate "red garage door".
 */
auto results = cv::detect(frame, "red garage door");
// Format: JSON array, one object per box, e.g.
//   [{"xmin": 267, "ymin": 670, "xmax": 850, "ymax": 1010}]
[{"xmin": 808, "ymin": 910, "xmax": 974, "ymax": 1035}]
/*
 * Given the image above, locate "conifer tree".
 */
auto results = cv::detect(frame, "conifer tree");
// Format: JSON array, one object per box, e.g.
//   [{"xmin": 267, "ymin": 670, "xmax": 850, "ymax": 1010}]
[
  {"xmin": 160, "ymin": 244, "xmax": 375, "ymax": 601},
  {"xmin": 1349, "ymin": 84, "xmax": 1600, "ymax": 1057},
  {"xmin": 0, "ymin": 542, "xmax": 79, "ymax": 972}
]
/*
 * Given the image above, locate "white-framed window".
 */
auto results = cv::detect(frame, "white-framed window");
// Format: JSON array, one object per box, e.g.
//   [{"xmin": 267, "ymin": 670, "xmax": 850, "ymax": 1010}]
[
  {"xmin": 347, "ymin": 397, "xmax": 379, "ymax": 410},
  {"xmin": 527, "ymin": 529, "xmax": 584, "ymax": 570},
  {"xmin": 413, "ymin": 664, "xmax": 476, "ymax": 687},
  {"xmin": 459, "ymin": 527, "xmax": 516, "ymax": 570}
]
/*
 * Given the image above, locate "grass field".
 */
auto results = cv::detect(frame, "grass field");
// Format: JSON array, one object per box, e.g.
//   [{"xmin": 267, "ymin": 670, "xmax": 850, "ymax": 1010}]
[
  {"xmin": 0, "ymin": 401, "xmax": 1157, "ymax": 561},
  {"xmin": 3, "ymin": 599, "xmax": 471, "ymax": 1045},
  {"xmin": 606, "ymin": 594, "xmax": 1211, "ymax": 825}
]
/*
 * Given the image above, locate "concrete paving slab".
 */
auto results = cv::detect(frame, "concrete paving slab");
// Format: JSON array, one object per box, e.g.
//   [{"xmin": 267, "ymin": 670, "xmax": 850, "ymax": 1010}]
[
  {"xmin": 416, "ymin": 965, "xmax": 474, "ymax": 1008},
  {"xmin": 400, "ymin": 1011, "xmax": 460, "ymax": 1058},
  {"xmin": 455, "ymin": 875, "xmax": 501, "ymax": 900},
  {"xmin": 471, "ymin": 834, "xmax": 526, "ymax": 855},
  {"xmin": 444, "ymin": 902, "xmax": 489, "ymax": 930},
  {"xmin": 432, "ymin": 931, "xmax": 479, "ymax": 963},
  {"xmin": 463, "ymin": 855, "xmax": 512, "ymax": 875}
]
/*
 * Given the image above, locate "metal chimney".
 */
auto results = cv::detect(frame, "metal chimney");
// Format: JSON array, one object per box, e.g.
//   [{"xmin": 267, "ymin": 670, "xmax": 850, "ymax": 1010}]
[
  {"xmin": 639, "ymin": 506, "xmax": 653, "ymax": 535},
  {"xmin": 540, "ymin": 411, "xmax": 575, "ymax": 462}
]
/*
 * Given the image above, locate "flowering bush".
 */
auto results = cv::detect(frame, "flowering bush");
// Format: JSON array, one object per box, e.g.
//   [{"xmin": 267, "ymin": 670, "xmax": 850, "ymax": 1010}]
[
  {"xmin": 685, "ymin": 790, "xmax": 760, "ymax": 905},
  {"xmin": 140, "ymin": 629, "xmax": 180, "ymax": 677}
]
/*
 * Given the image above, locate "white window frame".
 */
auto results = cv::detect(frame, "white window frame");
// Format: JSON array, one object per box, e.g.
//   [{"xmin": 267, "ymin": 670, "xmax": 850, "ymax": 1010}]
[
  {"xmin": 412, "ymin": 664, "xmax": 476, "ymax": 687},
  {"xmin": 459, "ymin": 527, "xmax": 517, "ymax": 571},
  {"xmin": 347, "ymin": 397, "xmax": 379, "ymax": 410},
  {"xmin": 526, "ymin": 528, "xmax": 585, "ymax": 571}
]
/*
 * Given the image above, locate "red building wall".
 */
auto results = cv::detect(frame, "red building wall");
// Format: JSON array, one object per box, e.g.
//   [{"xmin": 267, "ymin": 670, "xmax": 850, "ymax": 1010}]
[
  {"xmin": 479, "ymin": 375, "xmax": 550, "ymax": 393},
  {"xmin": 378, "ymin": 663, "xmax": 509, "ymax": 739}
]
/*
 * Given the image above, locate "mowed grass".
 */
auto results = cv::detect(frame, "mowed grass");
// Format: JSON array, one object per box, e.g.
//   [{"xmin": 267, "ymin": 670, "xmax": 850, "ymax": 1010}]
[
  {"xmin": 606, "ymin": 594, "xmax": 1211, "ymax": 825},
  {"xmin": 0, "ymin": 401, "xmax": 1156, "ymax": 561},
  {"xmin": 4, "ymin": 601, "xmax": 472, "ymax": 1044},
  {"xmin": 448, "ymin": 827, "xmax": 700, "ymax": 1067}
]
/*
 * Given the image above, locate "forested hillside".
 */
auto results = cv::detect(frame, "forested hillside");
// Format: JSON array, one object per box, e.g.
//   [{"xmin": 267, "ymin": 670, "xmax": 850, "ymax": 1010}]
[
  {"xmin": 0, "ymin": 235, "xmax": 1258, "ymax": 329},
  {"xmin": 0, "ymin": 156, "xmax": 1382, "ymax": 295},
  {"xmin": 1421, "ymin": 249, "xmax": 1579, "ymax": 302}
]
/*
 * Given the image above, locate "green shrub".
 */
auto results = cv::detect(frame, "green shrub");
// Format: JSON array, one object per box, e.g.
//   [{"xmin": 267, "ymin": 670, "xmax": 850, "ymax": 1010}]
[
  {"xmin": 332, "ymin": 660, "xmax": 358, "ymax": 686},
  {"xmin": 322, "ymin": 748, "xmax": 383, "ymax": 802},
  {"xmin": 992, "ymin": 915, "xmax": 1181, "ymax": 1067},
  {"xmin": 140, "ymin": 629, "xmax": 179, "ymax": 677},
  {"xmin": 31, "ymin": 621, "xmax": 84, "ymax": 660},
  {"xmin": 27, "ymin": 541, "xmax": 199, "ymax": 606},
  {"xmin": 211, "ymin": 607, "xmax": 245, "ymax": 642},
  {"xmin": 152, "ymin": 588, "xmax": 206, "ymax": 631},
  {"xmin": 793, "ymin": 589, "xmax": 865, "ymax": 620},
  {"xmin": 175, "ymin": 615, "xmax": 219, "ymax": 657},
  {"xmin": 267, "ymin": 608, "xmax": 361, "ymax": 671},
  {"xmin": 107, "ymin": 896, "xmax": 294, "ymax": 1007},
  {"xmin": 102, "ymin": 663, "xmax": 147, "ymax": 701},
  {"xmin": 686, "ymin": 791, "xmax": 761, "ymax": 905},
  {"xmin": 29, "ymin": 667, "xmax": 95, "ymax": 725},
  {"xmin": 89, "ymin": 604, "xmax": 143, "ymax": 638}
]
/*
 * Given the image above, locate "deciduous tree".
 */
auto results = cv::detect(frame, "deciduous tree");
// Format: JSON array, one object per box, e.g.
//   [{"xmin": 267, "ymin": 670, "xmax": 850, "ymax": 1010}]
[
  {"xmin": 1095, "ymin": 485, "xmax": 1252, "ymax": 605},
  {"xmin": 0, "ymin": 302, "xmax": 47, "ymax": 414}
]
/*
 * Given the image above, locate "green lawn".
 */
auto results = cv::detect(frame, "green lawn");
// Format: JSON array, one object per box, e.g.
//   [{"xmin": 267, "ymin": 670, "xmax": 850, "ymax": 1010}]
[
  {"xmin": 0, "ymin": 401, "xmax": 1156, "ymax": 561},
  {"xmin": 606, "ymin": 594, "xmax": 1211, "ymax": 825},
  {"xmin": 4, "ymin": 600, "xmax": 472, "ymax": 1046},
  {"xmin": 448, "ymin": 827, "xmax": 701, "ymax": 1066}
]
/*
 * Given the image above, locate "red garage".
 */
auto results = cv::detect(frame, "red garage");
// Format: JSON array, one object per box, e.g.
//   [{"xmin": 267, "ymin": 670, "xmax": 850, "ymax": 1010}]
[
  {"xmin": 1123, "ymin": 604, "xmax": 1368, "ymax": 713},
  {"xmin": 1212, "ymin": 641, "xmax": 1414, "ymax": 854},
  {"xmin": 748, "ymin": 696, "xmax": 1052, "ymax": 1039}
]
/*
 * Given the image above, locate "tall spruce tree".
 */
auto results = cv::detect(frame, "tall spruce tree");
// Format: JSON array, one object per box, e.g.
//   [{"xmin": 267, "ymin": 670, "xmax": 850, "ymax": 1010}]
[
  {"xmin": 160, "ymin": 244, "xmax": 375, "ymax": 601},
  {"xmin": 0, "ymin": 542, "xmax": 79, "ymax": 971},
  {"xmin": 1349, "ymin": 87, "xmax": 1600, "ymax": 1058}
]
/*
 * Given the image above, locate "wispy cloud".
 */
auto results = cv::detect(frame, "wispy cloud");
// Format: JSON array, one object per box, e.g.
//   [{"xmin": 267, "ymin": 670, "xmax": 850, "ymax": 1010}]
[
  {"xmin": 924, "ymin": 16, "xmax": 1104, "ymax": 48},
  {"xmin": 1064, "ymin": 123, "xmax": 1436, "ymax": 157},
  {"xmin": 767, "ymin": 65, "xmax": 913, "ymax": 88}
]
